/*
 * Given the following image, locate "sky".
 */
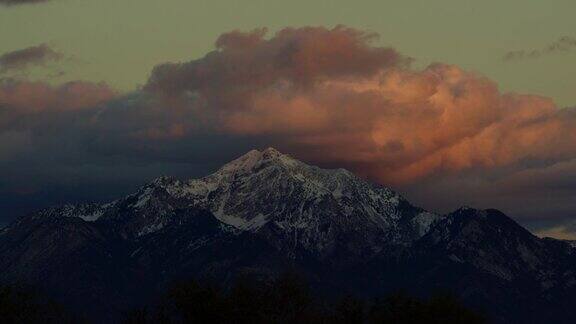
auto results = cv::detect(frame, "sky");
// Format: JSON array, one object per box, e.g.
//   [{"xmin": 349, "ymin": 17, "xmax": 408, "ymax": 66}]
[
  {"xmin": 2, "ymin": 0, "xmax": 576, "ymax": 106},
  {"xmin": 1, "ymin": 0, "xmax": 576, "ymax": 239}
]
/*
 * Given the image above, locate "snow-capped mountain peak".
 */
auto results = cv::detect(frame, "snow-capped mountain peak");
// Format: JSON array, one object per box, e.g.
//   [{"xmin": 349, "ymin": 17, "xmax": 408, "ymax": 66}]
[
  {"xmin": 30, "ymin": 148, "xmax": 441, "ymax": 252},
  {"xmin": 217, "ymin": 147, "xmax": 298, "ymax": 174}
]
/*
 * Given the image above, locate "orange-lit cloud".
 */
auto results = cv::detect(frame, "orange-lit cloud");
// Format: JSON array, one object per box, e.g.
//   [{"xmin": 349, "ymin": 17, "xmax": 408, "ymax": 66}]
[
  {"xmin": 146, "ymin": 26, "xmax": 408, "ymax": 97},
  {"xmin": 0, "ymin": 79, "xmax": 116, "ymax": 112},
  {"xmin": 145, "ymin": 27, "xmax": 576, "ymax": 185},
  {"xmin": 0, "ymin": 79, "xmax": 117, "ymax": 135}
]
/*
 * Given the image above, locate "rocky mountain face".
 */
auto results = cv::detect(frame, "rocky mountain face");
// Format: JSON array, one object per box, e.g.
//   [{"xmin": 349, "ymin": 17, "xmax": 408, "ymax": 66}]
[{"xmin": 1, "ymin": 148, "xmax": 575, "ymax": 322}]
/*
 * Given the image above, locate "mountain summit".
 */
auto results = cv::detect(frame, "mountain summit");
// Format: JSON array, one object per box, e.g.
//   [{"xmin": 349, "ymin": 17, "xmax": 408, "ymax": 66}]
[
  {"xmin": 33, "ymin": 148, "xmax": 437, "ymax": 249},
  {"xmin": 1, "ymin": 148, "xmax": 576, "ymax": 322}
]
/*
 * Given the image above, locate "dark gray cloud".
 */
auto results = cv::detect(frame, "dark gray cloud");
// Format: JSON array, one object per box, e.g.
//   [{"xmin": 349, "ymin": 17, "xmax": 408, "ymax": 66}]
[
  {"xmin": 0, "ymin": 79, "xmax": 267, "ymax": 224},
  {"xmin": 504, "ymin": 36, "xmax": 576, "ymax": 61},
  {"xmin": 0, "ymin": 44, "xmax": 63, "ymax": 73},
  {"xmin": 0, "ymin": 0, "xmax": 50, "ymax": 6},
  {"xmin": 399, "ymin": 158, "xmax": 576, "ymax": 237}
]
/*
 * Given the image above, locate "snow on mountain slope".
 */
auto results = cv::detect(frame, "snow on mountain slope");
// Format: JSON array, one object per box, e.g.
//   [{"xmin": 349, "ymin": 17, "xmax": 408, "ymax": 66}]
[
  {"xmin": 31, "ymin": 148, "xmax": 442, "ymax": 252},
  {"xmin": 167, "ymin": 148, "xmax": 422, "ymax": 227},
  {"xmin": 148, "ymin": 148, "xmax": 442, "ymax": 252}
]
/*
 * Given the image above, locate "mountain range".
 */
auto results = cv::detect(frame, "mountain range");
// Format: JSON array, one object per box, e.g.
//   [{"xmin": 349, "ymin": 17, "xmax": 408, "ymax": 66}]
[{"xmin": 1, "ymin": 148, "xmax": 575, "ymax": 322}]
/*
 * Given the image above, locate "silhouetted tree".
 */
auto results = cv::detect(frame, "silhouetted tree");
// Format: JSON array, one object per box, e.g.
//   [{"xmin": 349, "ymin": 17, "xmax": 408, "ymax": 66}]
[
  {"xmin": 333, "ymin": 295, "xmax": 366, "ymax": 324},
  {"xmin": 369, "ymin": 292, "xmax": 424, "ymax": 324},
  {"xmin": 262, "ymin": 272, "xmax": 317, "ymax": 323},
  {"xmin": 167, "ymin": 280, "xmax": 226, "ymax": 323},
  {"xmin": 223, "ymin": 277, "xmax": 267, "ymax": 323},
  {"xmin": 369, "ymin": 292, "xmax": 485, "ymax": 324},
  {"xmin": 423, "ymin": 294, "xmax": 486, "ymax": 324},
  {"xmin": 123, "ymin": 307, "xmax": 150, "ymax": 324}
]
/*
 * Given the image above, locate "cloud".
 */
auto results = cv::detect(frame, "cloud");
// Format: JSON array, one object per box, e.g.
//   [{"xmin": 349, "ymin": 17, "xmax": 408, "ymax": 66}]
[
  {"xmin": 536, "ymin": 226, "xmax": 576, "ymax": 241},
  {"xmin": 0, "ymin": 44, "xmax": 63, "ymax": 73},
  {"xmin": 0, "ymin": 0, "xmax": 50, "ymax": 6},
  {"xmin": 503, "ymin": 36, "xmax": 576, "ymax": 61},
  {"xmin": 1, "ymin": 26, "xmax": 576, "ymax": 240},
  {"xmin": 145, "ymin": 27, "xmax": 576, "ymax": 186},
  {"xmin": 0, "ymin": 78, "xmax": 116, "ymax": 113},
  {"xmin": 146, "ymin": 26, "xmax": 409, "ymax": 96},
  {"xmin": 0, "ymin": 77, "xmax": 253, "ymax": 198},
  {"xmin": 0, "ymin": 78, "xmax": 117, "ymax": 158}
]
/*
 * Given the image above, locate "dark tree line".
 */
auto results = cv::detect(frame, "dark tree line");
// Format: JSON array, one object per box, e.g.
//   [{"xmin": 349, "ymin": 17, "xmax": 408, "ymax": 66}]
[
  {"xmin": 123, "ymin": 274, "xmax": 486, "ymax": 324},
  {"xmin": 0, "ymin": 285, "xmax": 78, "ymax": 324},
  {"xmin": 0, "ymin": 275, "xmax": 485, "ymax": 323}
]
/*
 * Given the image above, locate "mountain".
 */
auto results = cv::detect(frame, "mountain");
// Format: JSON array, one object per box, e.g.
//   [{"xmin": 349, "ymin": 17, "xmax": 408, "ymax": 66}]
[{"xmin": 1, "ymin": 148, "xmax": 576, "ymax": 322}]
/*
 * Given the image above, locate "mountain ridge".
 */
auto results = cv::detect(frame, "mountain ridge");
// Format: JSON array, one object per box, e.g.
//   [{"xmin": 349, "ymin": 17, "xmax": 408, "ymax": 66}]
[{"xmin": 1, "ymin": 148, "xmax": 575, "ymax": 322}]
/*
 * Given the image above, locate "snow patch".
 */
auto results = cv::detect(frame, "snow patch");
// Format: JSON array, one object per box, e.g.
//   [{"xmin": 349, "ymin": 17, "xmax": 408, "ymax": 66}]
[
  {"xmin": 78, "ymin": 210, "xmax": 104, "ymax": 222},
  {"xmin": 137, "ymin": 222, "xmax": 165, "ymax": 237},
  {"xmin": 412, "ymin": 212, "xmax": 443, "ymax": 237},
  {"xmin": 132, "ymin": 188, "xmax": 153, "ymax": 208}
]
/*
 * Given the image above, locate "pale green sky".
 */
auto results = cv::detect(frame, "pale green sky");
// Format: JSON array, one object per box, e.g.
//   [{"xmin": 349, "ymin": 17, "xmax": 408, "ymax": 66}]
[{"xmin": 1, "ymin": 0, "xmax": 575, "ymax": 106}]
